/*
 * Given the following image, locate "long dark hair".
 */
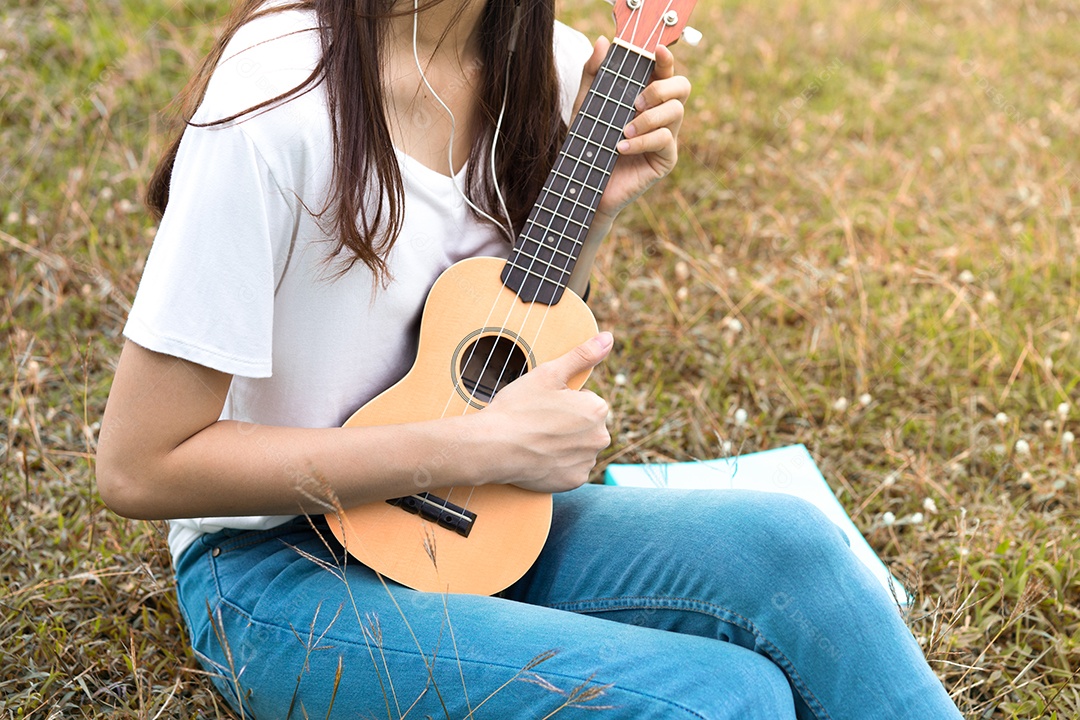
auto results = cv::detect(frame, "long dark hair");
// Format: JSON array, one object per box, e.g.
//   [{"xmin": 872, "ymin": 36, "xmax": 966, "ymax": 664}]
[{"xmin": 146, "ymin": 0, "xmax": 565, "ymax": 280}]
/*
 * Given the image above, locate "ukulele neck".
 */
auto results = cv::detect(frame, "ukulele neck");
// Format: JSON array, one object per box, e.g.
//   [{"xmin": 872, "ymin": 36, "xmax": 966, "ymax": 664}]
[{"xmin": 501, "ymin": 40, "xmax": 655, "ymax": 306}]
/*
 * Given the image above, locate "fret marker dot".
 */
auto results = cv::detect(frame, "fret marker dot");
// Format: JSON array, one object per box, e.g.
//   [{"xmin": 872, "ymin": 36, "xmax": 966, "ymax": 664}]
[
  {"xmin": 570, "ymin": 188, "xmax": 577, "ymax": 194},
  {"xmin": 586, "ymin": 151, "xmax": 594, "ymax": 158}
]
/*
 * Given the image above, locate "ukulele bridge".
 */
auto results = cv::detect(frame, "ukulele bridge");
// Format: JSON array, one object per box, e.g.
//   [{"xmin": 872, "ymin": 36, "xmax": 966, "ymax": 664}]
[{"xmin": 386, "ymin": 493, "xmax": 477, "ymax": 537}]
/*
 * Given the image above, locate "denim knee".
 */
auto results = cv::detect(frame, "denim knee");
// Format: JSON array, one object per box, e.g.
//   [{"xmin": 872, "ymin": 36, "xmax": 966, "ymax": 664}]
[{"xmin": 726, "ymin": 493, "xmax": 853, "ymax": 586}]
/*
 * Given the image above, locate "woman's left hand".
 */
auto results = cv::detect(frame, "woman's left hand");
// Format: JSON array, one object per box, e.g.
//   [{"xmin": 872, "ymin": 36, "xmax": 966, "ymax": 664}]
[{"xmin": 574, "ymin": 38, "xmax": 691, "ymax": 222}]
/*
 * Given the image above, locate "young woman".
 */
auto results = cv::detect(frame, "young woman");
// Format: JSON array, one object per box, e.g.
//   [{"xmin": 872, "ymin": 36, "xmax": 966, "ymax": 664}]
[{"xmin": 98, "ymin": 0, "xmax": 964, "ymax": 717}]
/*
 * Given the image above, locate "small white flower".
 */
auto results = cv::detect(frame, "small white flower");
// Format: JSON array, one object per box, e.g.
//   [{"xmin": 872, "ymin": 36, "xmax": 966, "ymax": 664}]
[
  {"xmin": 1044, "ymin": 356, "xmax": 1054, "ymax": 371},
  {"xmin": 881, "ymin": 511, "xmax": 896, "ymax": 526},
  {"xmin": 1063, "ymin": 431, "xmax": 1075, "ymax": 447},
  {"xmin": 1058, "ymin": 402, "xmax": 1070, "ymax": 421},
  {"xmin": 922, "ymin": 497, "xmax": 937, "ymax": 513},
  {"xmin": 613, "ymin": 373, "xmax": 627, "ymax": 386},
  {"xmin": 674, "ymin": 260, "xmax": 691, "ymax": 282},
  {"xmin": 981, "ymin": 290, "xmax": 998, "ymax": 305},
  {"xmin": 4, "ymin": 211, "xmax": 18, "ymax": 224},
  {"xmin": 859, "ymin": 393, "xmax": 873, "ymax": 407},
  {"xmin": 1044, "ymin": 419, "xmax": 1056, "ymax": 434},
  {"xmin": 958, "ymin": 269, "xmax": 976, "ymax": 283},
  {"xmin": 725, "ymin": 318, "xmax": 743, "ymax": 333},
  {"xmin": 1014, "ymin": 439, "xmax": 1031, "ymax": 456},
  {"xmin": 733, "ymin": 408, "xmax": 748, "ymax": 426},
  {"xmin": 117, "ymin": 198, "xmax": 135, "ymax": 214},
  {"xmin": 995, "ymin": 412, "xmax": 1009, "ymax": 426},
  {"xmin": 882, "ymin": 472, "xmax": 898, "ymax": 487},
  {"xmin": 1019, "ymin": 471, "xmax": 1033, "ymax": 484},
  {"xmin": 676, "ymin": 286, "xmax": 689, "ymax": 301},
  {"xmin": 832, "ymin": 397, "xmax": 849, "ymax": 412},
  {"xmin": 721, "ymin": 440, "xmax": 733, "ymax": 454},
  {"xmin": 910, "ymin": 512, "xmax": 924, "ymax": 524}
]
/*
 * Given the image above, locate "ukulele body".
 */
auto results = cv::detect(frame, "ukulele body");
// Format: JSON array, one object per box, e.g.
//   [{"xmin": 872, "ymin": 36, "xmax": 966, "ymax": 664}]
[{"xmin": 327, "ymin": 255, "xmax": 598, "ymax": 596}]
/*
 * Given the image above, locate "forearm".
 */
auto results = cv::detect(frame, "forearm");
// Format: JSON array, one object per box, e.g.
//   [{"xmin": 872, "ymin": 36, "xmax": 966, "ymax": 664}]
[
  {"xmin": 101, "ymin": 412, "xmax": 489, "ymax": 521},
  {"xmin": 98, "ymin": 333, "xmax": 613, "ymax": 522},
  {"xmin": 567, "ymin": 211, "xmax": 614, "ymax": 297}
]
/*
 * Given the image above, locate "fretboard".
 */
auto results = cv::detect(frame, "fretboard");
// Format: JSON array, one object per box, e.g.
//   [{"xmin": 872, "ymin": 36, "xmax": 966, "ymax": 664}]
[{"xmin": 501, "ymin": 41, "xmax": 655, "ymax": 305}]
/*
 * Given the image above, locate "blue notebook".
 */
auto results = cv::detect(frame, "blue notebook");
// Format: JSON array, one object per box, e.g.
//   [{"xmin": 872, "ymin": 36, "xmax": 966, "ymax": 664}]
[{"xmin": 603, "ymin": 444, "xmax": 909, "ymax": 606}]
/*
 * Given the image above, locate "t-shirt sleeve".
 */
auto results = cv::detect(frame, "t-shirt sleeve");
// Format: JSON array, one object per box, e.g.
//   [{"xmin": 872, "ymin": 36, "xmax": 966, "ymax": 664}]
[
  {"xmin": 124, "ymin": 120, "xmax": 295, "ymax": 378},
  {"xmin": 553, "ymin": 21, "xmax": 596, "ymax": 125}
]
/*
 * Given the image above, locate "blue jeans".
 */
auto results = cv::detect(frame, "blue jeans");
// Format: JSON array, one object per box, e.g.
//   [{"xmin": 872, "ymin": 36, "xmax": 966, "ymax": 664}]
[{"xmin": 175, "ymin": 485, "xmax": 962, "ymax": 719}]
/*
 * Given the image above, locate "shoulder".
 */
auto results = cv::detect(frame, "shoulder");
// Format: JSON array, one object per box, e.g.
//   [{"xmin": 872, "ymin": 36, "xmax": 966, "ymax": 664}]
[
  {"xmin": 195, "ymin": 3, "xmax": 323, "ymax": 125},
  {"xmin": 184, "ymin": 3, "xmax": 330, "ymax": 199}
]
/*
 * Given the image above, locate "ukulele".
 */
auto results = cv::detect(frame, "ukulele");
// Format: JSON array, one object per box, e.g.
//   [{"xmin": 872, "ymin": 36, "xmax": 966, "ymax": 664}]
[{"xmin": 327, "ymin": 0, "xmax": 699, "ymax": 596}]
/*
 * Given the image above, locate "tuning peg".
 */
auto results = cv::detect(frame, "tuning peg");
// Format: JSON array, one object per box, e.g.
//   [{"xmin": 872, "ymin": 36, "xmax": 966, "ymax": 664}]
[{"xmin": 681, "ymin": 26, "xmax": 703, "ymax": 47}]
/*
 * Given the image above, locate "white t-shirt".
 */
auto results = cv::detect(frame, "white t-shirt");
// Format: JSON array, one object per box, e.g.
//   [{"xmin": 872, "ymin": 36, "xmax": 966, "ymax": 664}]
[{"xmin": 123, "ymin": 6, "xmax": 593, "ymax": 561}]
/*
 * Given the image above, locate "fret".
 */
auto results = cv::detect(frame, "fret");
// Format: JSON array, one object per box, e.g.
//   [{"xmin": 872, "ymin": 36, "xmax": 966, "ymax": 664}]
[
  {"xmin": 544, "ymin": 180, "xmax": 602, "ymax": 209},
  {"xmin": 575, "ymin": 109, "xmax": 630, "ymax": 135},
  {"xmin": 552, "ymin": 166, "xmax": 606, "ymax": 195},
  {"xmin": 531, "ymin": 181, "xmax": 600, "ymax": 228},
  {"xmin": 515, "ymin": 232, "xmax": 580, "ymax": 260},
  {"xmin": 565, "ymin": 128, "xmax": 618, "ymax": 154},
  {"xmin": 592, "ymin": 69, "xmax": 639, "ymax": 98},
  {"xmin": 554, "ymin": 150, "xmax": 610, "ymax": 181},
  {"xmin": 596, "ymin": 67, "xmax": 647, "ymax": 95},
  {"xmin": 535, "ymin": 184, "xmax": 604, "ymax": 217},
  {"xmin": 524, "ymin": 209, "xmax": 589, "ymax": 239},
  {"xmin": 506, "ymin": 243, "xmax": 574, "ymax": 276},
  {"xmin": 573, "ymin": 118, "xmax": 626, "ymax": 150},
  {"xmin": 503, "ymin": 40, "xmax": 656, "ymax": 305}
]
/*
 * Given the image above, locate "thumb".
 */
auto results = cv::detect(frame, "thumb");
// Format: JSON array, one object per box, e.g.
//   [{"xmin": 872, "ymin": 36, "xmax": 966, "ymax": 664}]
[
  {"xmin": 542, "ymin": 332, "xmax": 614, "ymax": 387},
  {"xmin": 573, "ymin": 36, "xmax": 610, "ymax": 116}
]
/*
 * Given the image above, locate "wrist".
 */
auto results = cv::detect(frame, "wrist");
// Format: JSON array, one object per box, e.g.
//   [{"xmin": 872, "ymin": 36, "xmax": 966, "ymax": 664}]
[{"xmin": 440, "ymin": 411, "xmax": 509, "ymax": 488}]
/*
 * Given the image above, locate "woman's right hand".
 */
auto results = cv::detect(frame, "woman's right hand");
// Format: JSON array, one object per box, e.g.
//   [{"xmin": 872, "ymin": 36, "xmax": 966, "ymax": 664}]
[{"xmin": 478, "ymin": 333, "xmax": 614, "ymax": 493}]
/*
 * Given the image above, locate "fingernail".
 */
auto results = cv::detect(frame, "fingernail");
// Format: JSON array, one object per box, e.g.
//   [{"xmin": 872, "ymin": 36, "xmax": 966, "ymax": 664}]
[
  {"xmin": 595, "ymin": 332, "xmax": 614, "ymax": 351},
  {"xmin": 617, "ymin": 140, "xmax": 630, "ymax": 153},
  {"xmin": 634, "ymin": 95, "xmax": 646, "ymax": 111},
  {"xmin": 623, "ymin": 124, "xmax": 637, "ymax": 138}
]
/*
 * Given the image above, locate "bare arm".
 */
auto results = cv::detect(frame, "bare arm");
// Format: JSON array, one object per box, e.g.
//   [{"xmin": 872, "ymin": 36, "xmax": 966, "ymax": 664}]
[{"xmin": 97, "ymin": 335, "xmax": 612, "ymax": 520}]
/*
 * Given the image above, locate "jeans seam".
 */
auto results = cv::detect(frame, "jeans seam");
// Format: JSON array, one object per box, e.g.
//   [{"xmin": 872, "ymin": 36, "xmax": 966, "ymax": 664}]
[
  {"xmin": 209, "ymin": 600, "xmax": 713, "ymax": 719},
  {"xmin": 547, "ymin": 594, "xmax": 832, "ymax": 720}
]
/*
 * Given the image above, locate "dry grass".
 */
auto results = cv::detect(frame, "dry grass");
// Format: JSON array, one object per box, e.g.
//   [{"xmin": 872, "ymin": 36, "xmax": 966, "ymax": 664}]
[{"xmin": 2, "ymin": 0, "xmax": 1078, "ymax": 717}]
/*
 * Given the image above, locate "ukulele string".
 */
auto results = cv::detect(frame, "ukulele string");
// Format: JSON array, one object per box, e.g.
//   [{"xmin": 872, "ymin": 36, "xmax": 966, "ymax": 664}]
[
  {"xmin": 424, "ymin": 2, "xmax": 527, "ymax": 512},
  {"xmin": 506, "ymin": 3, "xmax": 672, "ymax": 372},
  {"xmin": 452, "ymin": 8, "xmax": 667, "ymax": 514},
  {"xmin": 433, "ymin": 1, "xmax": 525, "ymax": 426},
  {"xmin": 468, "ymin": 7, "xmax": 667, "ymax": 403}
]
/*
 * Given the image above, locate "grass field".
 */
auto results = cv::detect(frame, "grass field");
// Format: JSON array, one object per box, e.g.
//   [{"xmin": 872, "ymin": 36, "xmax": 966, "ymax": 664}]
[{"xmin": 2, "ymin": 0, "xmax": 1078, "ymax": 716}]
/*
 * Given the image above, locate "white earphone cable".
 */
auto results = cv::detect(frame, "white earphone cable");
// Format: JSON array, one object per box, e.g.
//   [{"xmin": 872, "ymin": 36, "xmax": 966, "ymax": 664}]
[{"xmin": 411, "ymin": 0, "xmax": 517, "ymax": 243}]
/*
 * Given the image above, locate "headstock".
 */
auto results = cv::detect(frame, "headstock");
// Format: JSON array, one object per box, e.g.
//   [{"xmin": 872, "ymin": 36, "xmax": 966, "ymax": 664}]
[{"xmin": 611, "ymin": 0, "xmax": 700, "ymax": 56}]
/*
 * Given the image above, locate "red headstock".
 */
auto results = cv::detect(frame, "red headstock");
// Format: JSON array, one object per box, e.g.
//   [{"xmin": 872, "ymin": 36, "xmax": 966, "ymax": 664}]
[{"xmin": 612, "ymin": 0, "xmax": 699, "ymax": 55}]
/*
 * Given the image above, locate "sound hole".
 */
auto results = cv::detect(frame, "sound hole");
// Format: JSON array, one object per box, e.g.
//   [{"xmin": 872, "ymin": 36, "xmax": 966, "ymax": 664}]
[{"xmin": 458, "ymin": 334, "xmax": 529, "ymax": 404}]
